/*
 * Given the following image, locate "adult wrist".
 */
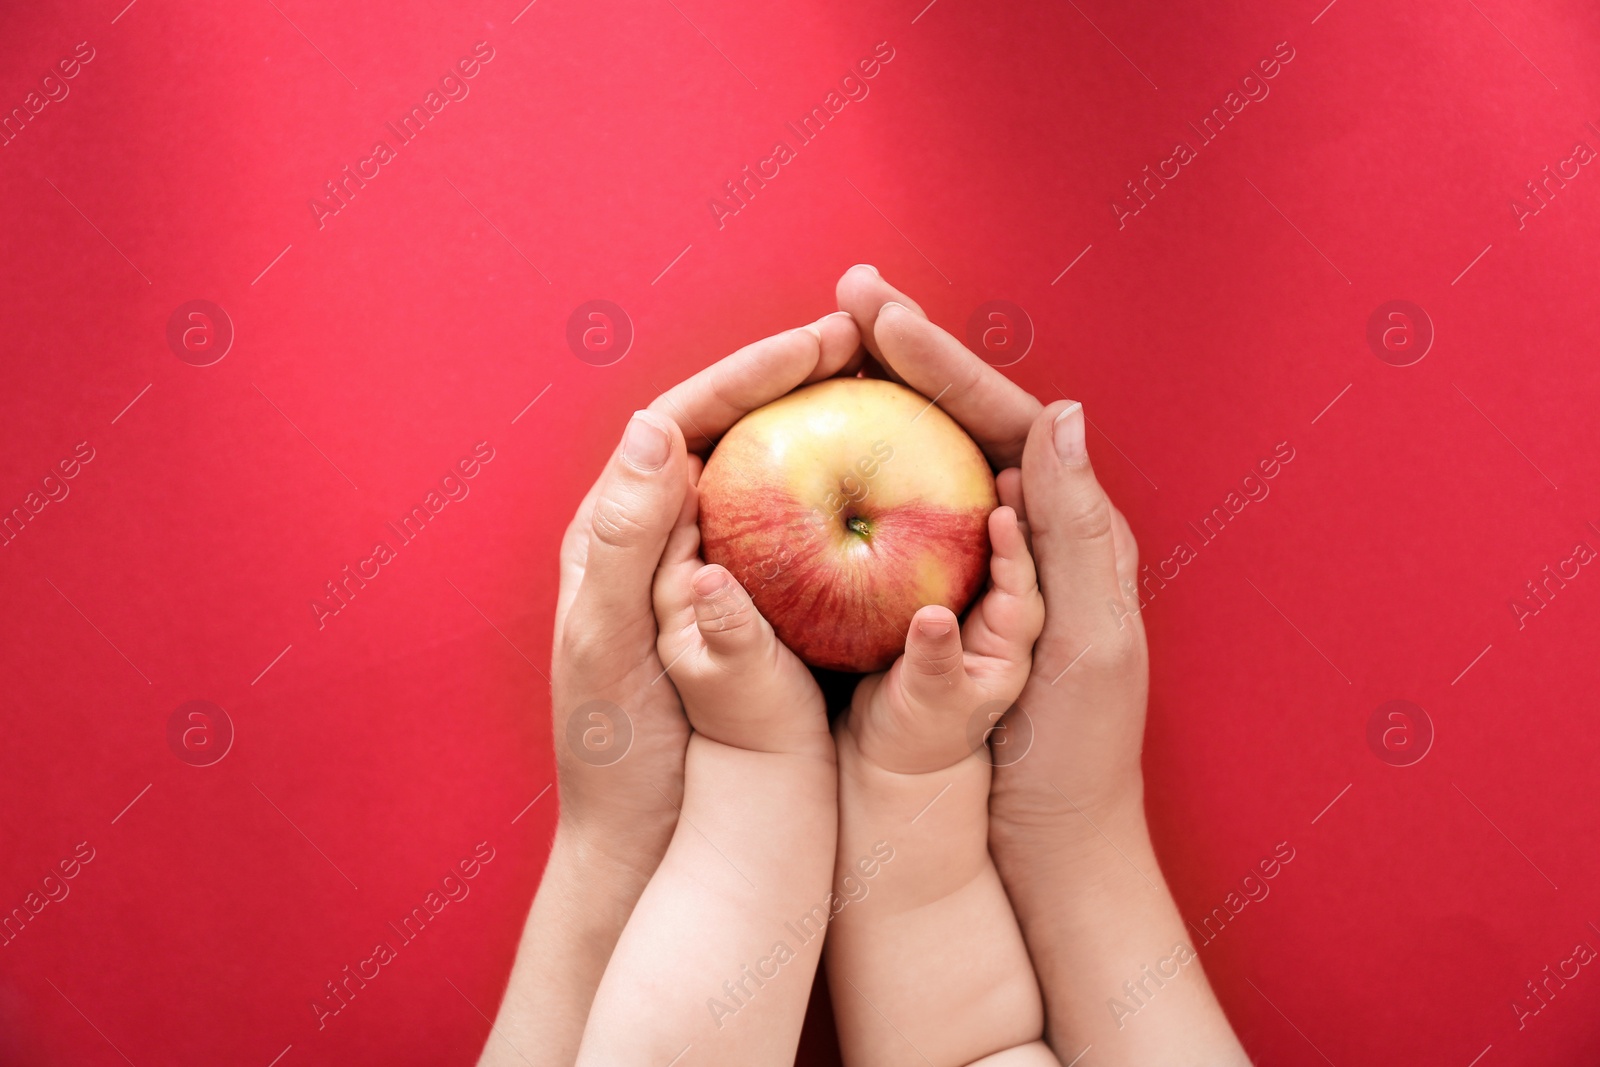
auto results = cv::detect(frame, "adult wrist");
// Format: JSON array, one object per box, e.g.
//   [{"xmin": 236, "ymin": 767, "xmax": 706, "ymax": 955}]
[
  {"xmin": 991, "ymin": 785, "xmax": 1161, "ymax": 904},
  {"xmin": 992, "ymin": 772, "xmax": 1147, "ymax": 859},
  {"xmin": 547, "ymin": 815, "xmax": 666, "ymax": 908}
]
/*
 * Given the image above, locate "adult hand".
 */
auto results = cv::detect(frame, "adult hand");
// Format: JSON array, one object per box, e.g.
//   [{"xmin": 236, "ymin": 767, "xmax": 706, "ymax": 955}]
[
  {"xmin": 481, "ymin": 311, "xmax": 862, "ymax": 1067},
  {"xmin": 835, "ymin": 265, "xmax": 1145, "ymax": 827},
  {"xmin": 552, "ymin": 309, "xmax": 862, "ymax": 861},
  {"xmin": 836, "ymin": 266, "xmax": 1246, "ymax": 1065}
]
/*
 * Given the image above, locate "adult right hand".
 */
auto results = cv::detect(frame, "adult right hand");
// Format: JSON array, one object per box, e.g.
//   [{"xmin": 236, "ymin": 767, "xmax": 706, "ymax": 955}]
[
  {"xmin": 835, "ymin": 264, "xmax": 1148, "ymax": 826},
  {"xmin": 836, "ymin": 266, "xmax": 1247, "ymax": 1066}
]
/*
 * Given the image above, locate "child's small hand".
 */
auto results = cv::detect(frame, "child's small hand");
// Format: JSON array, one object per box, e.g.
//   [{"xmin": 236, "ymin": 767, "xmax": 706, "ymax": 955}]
[
  {"xmin": 653, "ymin": 484, "xmax": 829, "ymax": 757},
  {"xmin": 579, "ymin": 469, "xmax": 837, "ymax": 1067},
  {"xmin": 845, "ymin": 505, "xmax": 1044, "ymax": 774},
  {"xmin": 827, "ymin": 505, "xmax": 1048, "ymax": 1066}
]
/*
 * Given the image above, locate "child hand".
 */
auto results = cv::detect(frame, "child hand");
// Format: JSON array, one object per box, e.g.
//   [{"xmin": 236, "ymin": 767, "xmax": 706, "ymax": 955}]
[
  {"xmin": 825, "ymin": 505, "xmax": 1048, "ymax": 1067},
  {"xmin": 577, "ymin": 463, "xmax": 838, "ymax": 1067},
  {"xmin": 845, "ymin": 505, "xmax": 1044, "ymax": 774},
  {"xmin": 652, "ymin": 481, "xmax": 829, "ymax": 757}
]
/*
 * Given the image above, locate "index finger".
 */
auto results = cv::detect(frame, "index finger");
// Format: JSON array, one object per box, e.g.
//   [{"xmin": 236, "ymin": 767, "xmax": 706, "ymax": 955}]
[
  {"xmin": 647, "ymin": 311, "xmax": 861, "ymax": 454},
  {"xmin": 837, "ymin": 265, "xmax": 1041, "ymax": 467}
]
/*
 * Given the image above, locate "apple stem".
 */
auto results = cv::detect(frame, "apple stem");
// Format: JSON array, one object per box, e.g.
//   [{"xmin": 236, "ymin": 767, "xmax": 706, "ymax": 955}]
[{"xmin": 846, "ymin": 516, "xmax": 872, "ymax": 539}]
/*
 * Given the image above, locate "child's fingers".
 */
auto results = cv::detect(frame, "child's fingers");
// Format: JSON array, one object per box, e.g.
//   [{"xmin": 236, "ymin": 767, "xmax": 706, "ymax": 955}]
[
  {"xmin": 689, "ymin": 564, "xmax": 772, "ymax": 663},
  {"xmin": 986, "ymin": 506, "xmax": 1039, "ymax": 603},
  {"xmin": 996, "ymin": 468, "xmax": 1031, "ymax": 555},
  {"xmin": 897, "ymin": 605, "xmax": 971, "ymax": 706},
  {"xmin": 651, "ymin": 482, "xmax": 704, "ymax": 624},
  {"xmin": 960, "ymin": 508, "xmax": 1045, "ymax": 659}
]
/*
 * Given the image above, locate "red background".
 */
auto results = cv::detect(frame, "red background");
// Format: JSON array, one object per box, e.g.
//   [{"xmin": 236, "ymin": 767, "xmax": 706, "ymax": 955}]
[{"xmin": 3, "ymin": 0, "xmax": 1599, "ymax": 1064}]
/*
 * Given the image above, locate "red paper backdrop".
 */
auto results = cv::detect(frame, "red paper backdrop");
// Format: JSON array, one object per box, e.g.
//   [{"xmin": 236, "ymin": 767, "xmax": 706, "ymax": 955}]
[{"xmin": 3, "ymin": 0, "xmax": 1599, "ymax": 1064}]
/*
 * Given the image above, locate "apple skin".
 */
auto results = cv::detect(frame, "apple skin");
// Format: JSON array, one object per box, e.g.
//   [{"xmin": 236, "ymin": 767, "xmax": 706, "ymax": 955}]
[{"xmin": 697, "ymin": 377, "xmax": 997, "ymax": 673}]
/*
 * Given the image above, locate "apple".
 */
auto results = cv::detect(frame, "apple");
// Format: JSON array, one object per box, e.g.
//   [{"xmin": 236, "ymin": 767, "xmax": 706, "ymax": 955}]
[{"xmin": 697, "ymin": 377, "xmax": 997, "ymax": 672}]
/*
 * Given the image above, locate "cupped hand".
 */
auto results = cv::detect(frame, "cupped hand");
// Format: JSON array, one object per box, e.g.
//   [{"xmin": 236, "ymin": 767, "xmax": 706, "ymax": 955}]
[
  {"xmin": 550, "ymin": 312, "xmax": 860, "ymax": 872},
  {"xmin": 834, "ymin": 265, "xmax": 1148, "ymax": 842},
  {"xmin": 844, "ymin": 505, "xmax": 1043, "ymax": 776}
]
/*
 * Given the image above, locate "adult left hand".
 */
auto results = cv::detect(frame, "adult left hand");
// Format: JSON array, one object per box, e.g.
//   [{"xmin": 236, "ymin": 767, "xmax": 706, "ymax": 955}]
[{"xmin": 483, "ymin": 311, "xmax": 861, "ymax": 1067}]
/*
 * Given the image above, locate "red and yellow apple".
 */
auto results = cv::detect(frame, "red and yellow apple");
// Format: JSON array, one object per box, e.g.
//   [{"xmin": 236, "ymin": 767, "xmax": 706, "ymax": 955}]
[{"xmin": 697, "ymin": 377, "xmax": 997, "ymax": 672}]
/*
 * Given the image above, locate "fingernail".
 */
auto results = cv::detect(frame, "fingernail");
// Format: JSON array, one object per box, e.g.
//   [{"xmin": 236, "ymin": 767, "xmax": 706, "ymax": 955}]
[
  {"xmin": 692, "ymin": 567, "xmax": 731, "ymax": 598},
  {"xmin": 1054, "ymin": 402, "xmax": 1086, "ymax": 467},
  {"xmin": 623, "ymin": 412, "xmax": 669, "ymax": 471},
  {"xmin": 852, "ymin": 263, "xmax": 881, "ymax": 277},
  {"xmin": 918, "ymin": 615, "xmax": 953, "ymax": 638}
]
